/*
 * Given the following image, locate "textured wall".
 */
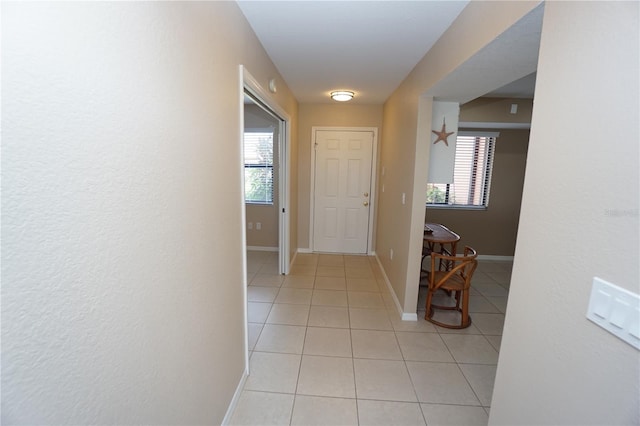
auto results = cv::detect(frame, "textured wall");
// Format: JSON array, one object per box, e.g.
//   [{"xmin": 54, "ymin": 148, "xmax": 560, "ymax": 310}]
[
  {"xmin": 490, "ymin": 2, "xmax": 639, "ymax": 424},
  {"xmin": 1, "ymin": 2, "xmax": 297, "ymax": 424}
]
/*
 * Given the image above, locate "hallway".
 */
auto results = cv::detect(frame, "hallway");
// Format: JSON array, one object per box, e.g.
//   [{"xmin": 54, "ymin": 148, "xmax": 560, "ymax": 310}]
[{"xmin": 229, "ymin": 251, "xmax": 511, "ymax": 425}]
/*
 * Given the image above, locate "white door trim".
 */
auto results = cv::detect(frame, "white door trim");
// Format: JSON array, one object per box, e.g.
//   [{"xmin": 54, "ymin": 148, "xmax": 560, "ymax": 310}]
[{"xmin": 310, "ymin": 126, "xmax": 378, "ymax": 255}]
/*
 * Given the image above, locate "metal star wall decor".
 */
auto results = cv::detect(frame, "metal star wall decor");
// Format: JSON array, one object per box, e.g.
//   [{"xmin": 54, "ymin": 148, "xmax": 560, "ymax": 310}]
[{"xmin": 432, "ymin": 117, "xmax": 455, "ymax": 146}]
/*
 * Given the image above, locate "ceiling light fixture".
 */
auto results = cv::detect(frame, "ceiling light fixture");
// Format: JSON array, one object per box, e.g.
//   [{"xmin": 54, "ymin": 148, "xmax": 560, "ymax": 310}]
[{"xmin": 330, "ymin": 91, "xmax": 354, "ymax": 102}]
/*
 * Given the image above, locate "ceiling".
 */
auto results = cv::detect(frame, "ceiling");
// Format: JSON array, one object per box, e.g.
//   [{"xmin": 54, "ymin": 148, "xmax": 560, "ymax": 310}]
[{"xmin": 237, "ymin": 1, "xmax": 541, "ymax": 105}]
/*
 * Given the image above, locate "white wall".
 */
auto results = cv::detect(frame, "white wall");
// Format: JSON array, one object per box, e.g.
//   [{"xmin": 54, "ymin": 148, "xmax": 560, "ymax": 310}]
[
  {"xmin": 490, "ymin": 2, "xmax": 639, "ymax": 424},
  {"xmin": 1, "ymin": 2, "xmax": 297, "ymax": 424}
]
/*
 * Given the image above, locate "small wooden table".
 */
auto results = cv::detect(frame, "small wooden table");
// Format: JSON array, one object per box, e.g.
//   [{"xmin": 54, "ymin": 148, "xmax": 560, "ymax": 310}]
[{"xmin": 423, "ymin": 223, "xmax": 460, "ymax": 270}]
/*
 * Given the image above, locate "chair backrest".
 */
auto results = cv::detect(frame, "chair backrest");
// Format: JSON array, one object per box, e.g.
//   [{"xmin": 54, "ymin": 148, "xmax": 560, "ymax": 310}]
[{"xmin": 429, "ymin": 246, "xmax": 478, "ymax": 290}]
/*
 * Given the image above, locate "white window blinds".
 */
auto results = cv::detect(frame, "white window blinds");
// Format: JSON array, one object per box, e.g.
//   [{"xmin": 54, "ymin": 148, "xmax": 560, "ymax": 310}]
[
  {"xmin": 427, "ymin": 132, "xmax": 497, "ymax": 208},
  {"xmin": 244, "ymin": 130, "xmax": 274, "ymax": 204}
]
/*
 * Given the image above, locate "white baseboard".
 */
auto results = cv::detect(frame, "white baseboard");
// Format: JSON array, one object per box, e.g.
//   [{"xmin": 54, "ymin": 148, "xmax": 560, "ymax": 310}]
[
  {"xmin": 374, "ymin": 254, "xmax": 417, "ymax": 322},
  {"xmin": 477, "ymin": 255, "xmax": 514, "ymax": 261},
  {"xmin": 221, "ymin": 369, "xmax": 248, "ymax": 425},
  {"xmin": 296, "ymin": 248, "xmax": 376, "ymax": 256},
  {"xmin": 402, "ymin": 312, "xmax": 418, "ymax": 321},
  {"xmin": 246, "ymin": 246, "xmax": 278, "ymax": 252}
]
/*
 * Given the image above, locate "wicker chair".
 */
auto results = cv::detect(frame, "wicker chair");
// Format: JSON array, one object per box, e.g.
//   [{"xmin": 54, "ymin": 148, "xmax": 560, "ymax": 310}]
[{"xmin": 425, "ymin": 246, "xmax": 478, "ymax": 329}]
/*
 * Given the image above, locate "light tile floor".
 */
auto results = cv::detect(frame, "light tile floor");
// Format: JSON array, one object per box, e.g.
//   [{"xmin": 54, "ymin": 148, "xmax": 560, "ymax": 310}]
[{"xmin": 230, "ymin": 251, "xmax": 512, "ymax": 426}]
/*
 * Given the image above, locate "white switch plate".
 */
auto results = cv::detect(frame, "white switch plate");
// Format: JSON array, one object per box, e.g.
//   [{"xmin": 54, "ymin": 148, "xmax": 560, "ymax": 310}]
[
  {"xmin": 587, "ymin": 277, "xmax": 640, "ymax": 350},
  {"xmin": 402, "ymin": 193, "xmax": 406, "ymax": 205}
]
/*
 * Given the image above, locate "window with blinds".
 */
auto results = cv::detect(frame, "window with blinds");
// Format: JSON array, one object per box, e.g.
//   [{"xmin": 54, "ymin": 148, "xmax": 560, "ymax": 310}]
[
  {"xmin": 426, "ymin": 133, "xmax": 497, "ymax": 208},
  {"xmin": 244, "ymin": 130, "xmax": 274, "ymax": 204}
]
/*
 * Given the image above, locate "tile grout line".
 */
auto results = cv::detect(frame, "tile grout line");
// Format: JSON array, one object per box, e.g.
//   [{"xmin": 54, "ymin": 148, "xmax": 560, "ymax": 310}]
[
  {"xmin": 390, "ymin": 322, "xmax": 431, "ymax": 425},
  {"xmin": 244, "ymin": 253, "xmax": 509, "ymax": 425},
  {"xmin": 289, "ymin": 303, "xmax": 310, "ymax": 426},
  {"xmin": 349, "ymin": 316, "xmax": 360, "ymax": 425}
]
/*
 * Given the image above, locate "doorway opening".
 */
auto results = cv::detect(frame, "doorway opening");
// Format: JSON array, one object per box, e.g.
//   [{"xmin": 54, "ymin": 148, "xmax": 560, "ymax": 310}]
[
  {"xmin": 243, "ymin": 98, "xmax": 280, "ymax": 256},
  {"xmin": 241, "ymin": 67, "xmax": 290, "ymax": 276},
  {"xmin": 239, "ymin": 66, "xmax": 291, "ymax": 374}
]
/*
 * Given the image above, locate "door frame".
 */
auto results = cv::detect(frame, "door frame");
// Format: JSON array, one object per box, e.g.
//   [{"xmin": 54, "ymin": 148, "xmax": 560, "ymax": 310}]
[
  {"xmin": 239, "ymin": 66, "xmax": 291, "ymax": 377},
  {"xmin": 240, "ymin": 66, "xmax": 291, "ymax": 275},
  {"xmin": 309, "ymin": 126, "xmax": 378, "ymax": 255}
]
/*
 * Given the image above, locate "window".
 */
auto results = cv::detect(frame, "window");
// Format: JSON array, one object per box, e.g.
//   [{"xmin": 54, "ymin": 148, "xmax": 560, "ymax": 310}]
[
  {"xmin": 244, "ymin": 130, "xmax": 274, "ymax": 204},
  {"xmin": 426, "ymin": 132, "xmax": 497, "ymax": 208}
]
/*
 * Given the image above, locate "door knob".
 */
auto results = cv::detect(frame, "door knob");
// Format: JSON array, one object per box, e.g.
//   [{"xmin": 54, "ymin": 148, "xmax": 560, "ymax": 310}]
[
  {"xmin": 364, "ymin": 192, "xmax": 369, "ymax": 197},
  {"xmin": 363, "ymin": 201, "xmax": 369, "ymax": 206}
]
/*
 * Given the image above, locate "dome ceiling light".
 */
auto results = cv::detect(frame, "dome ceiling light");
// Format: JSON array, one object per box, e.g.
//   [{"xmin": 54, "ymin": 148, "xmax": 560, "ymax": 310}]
[{"xmin": 330, "ymin": 91, "xmax": 354, "ymax": 102}]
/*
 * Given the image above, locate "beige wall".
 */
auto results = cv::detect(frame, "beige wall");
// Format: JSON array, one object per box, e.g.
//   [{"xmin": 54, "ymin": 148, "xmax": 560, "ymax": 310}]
[
  {"xmin": 244, "ymin": 104, "xmax": 280, "ymax": 249},
  {"xmin": 491, "ymin": 2, "xmax": 639, "ymax": 424},
  {"xmin": 460, "ymin": 97, "xmax": 533, "ymax": 125},
  {"xmin": 297, "ymin": 103, "xmax": 383, "ymax": 250},
  {"xmin": 377, "ymin": 92, "xmax": 424, "ymax": 314},
  {"xmin": 1, "ymin": 2, "xmax": 297, "ymax": 424},
  {"xmin": 377, "ymin": 1, "xmax": 541, "ymax": 315},
  {"xmin": 426, "ymin": 128, "xmax": 528, "ymax": 256},
  {"xmin": 245, "ymin": 205, "xmax": 279, "ymax": 248},
  {"xmin": 425, "ymin": 98, "xmax": 532, "ymax": 256},
  {"xmin": 425, "ymin": 98, "xmax": 533, "ymax": 256}
]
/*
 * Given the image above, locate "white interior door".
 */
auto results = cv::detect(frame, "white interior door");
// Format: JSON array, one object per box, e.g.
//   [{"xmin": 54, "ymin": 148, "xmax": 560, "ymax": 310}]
[{"xmin": 313, "ymin": 129, "xmax": 374, "ymax": 254}]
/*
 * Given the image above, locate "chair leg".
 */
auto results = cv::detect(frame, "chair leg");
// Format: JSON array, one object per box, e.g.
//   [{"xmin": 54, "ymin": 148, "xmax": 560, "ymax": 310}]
[
  {"xmin": 425, "ymin": 289, "xmax": 434, "ymax": 319},
  {"xmin": 425, "ymin": 288, "xmax": 472, "ymax": 329},
  {"xmin": 460, "ymin": 289, "xmax": 471, "ymax": 328}
]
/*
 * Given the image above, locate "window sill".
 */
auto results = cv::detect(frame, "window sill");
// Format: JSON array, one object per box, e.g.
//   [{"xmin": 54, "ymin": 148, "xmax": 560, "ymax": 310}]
[
  {"xmin": 246, "ymin": 201, "xmax": 274, "ymax": 206},
  {"xmin": 426, "ymin": 204, "xmax": 487, "ymax": 211}
]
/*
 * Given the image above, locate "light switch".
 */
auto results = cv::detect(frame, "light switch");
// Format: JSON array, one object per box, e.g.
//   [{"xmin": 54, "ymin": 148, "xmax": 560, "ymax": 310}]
[
  {"xmin": 587, "ymin": 277, "xmax": 640, "ymax": 350},
  {"xmin": 402, "ymin": 193, "xmax": 406, "ymax": 205},
  {"xmin": 609, "ymin": 300, "xmax": 629, "ymax": 329},
  {"xmin": 593, "ymin": 289, "xmax": 611, "ymax": 318}
]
